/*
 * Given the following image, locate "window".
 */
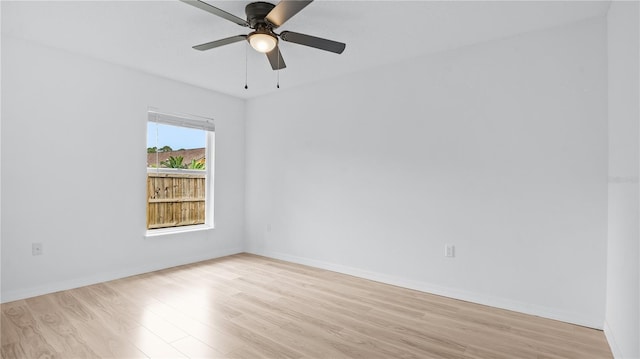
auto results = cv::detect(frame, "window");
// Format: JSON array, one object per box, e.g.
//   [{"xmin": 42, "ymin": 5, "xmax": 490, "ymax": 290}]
[{"xmin": 146, "ymin": 109, "xmax": 214, "ymax": 233}]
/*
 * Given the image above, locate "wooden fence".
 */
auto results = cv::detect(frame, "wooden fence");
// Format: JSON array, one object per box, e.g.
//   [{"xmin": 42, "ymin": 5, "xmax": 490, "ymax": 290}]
[{"xmin": 146, "ymin": 171, "xmax": 206, "ymax": 229}]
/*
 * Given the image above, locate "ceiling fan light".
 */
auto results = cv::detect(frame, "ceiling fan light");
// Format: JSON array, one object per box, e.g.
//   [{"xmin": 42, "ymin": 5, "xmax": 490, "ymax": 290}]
[{"xmin": 249, "ymin": 32, "xmax": 277, "ymax": 53}]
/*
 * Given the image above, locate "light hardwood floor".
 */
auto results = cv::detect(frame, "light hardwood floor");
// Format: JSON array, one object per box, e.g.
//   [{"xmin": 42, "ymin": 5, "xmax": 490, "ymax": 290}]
[{"xmin": 1, "ymin": 253, "xmax": 612, "ymax": 359}]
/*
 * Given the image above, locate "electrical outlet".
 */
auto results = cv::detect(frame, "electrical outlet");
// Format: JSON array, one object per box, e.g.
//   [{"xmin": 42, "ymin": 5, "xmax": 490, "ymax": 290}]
[
  {"xmin": 32, "ymin": 243, "xmax": 43, "ymax": 256},
  {"xmin": 445, "ymin": 244, "xmax": 455, "ymax": 258}
]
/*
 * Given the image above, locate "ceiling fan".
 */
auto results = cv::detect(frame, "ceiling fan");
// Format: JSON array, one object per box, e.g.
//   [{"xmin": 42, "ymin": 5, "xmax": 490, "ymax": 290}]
[{"xmin": 180, "ymin": 0, "xmax": 346, "ymax": 70}]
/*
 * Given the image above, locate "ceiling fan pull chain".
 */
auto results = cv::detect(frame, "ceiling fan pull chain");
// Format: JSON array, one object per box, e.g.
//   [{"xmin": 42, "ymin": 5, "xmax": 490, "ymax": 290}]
[
  {"xmin": 276, "ymin": 49, "xmax": 281, "ymax": 89},
  {"xmin": 244, "ymin": 43, "xmax": 249, "ymax": 90}
]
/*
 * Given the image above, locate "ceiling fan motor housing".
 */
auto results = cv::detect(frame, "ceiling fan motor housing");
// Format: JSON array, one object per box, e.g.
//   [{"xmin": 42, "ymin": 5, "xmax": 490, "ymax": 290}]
[{"xmin": 245, "ymin": 2, "xmax": 276, "ymax": 29}]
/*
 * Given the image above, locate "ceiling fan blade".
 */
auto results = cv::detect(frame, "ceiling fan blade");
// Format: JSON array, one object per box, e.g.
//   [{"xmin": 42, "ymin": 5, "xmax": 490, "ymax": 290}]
[
  {"xmin": 266, "ymin": 0, "xmax": 313, "ymax": 28},
  {"xmin": 266, "ymin": 46, "xmax": 287, "ymax": 70},
  {"xmin": 280, "ymin": 31, "xmax": 345, "ymax": 54},
  {"xmin": 193, "ymin": 35, "xmax": 247, "ymax": 51},
  {"xmin": 180, "ymin": 0, "xmax": 249, "ymax": 27}
]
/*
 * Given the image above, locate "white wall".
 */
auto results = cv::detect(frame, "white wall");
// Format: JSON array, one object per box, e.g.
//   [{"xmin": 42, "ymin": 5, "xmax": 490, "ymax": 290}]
[
  {"xmin": 245, "ymin": 18, "xmax": 608, "ymax": 328},
  {"xmin": 0, "ymin": 3, "xmax": 3, "ymax": 301},
  {"xmin": 1, "ymin": 36, "xmax": 246, "ymax": 302},
  {"xmin": 605, "ymin": 2, "xmax": 640, "ymax": 358}
]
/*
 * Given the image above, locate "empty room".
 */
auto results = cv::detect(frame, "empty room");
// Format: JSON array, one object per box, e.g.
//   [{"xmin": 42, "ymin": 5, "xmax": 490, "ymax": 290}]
[{"xmin": 1, "ymin": 0, "xmax": 639, "ymax": 358}]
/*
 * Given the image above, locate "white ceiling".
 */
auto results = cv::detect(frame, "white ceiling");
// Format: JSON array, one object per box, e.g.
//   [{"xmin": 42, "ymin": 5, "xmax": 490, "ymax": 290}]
[{"xmin": 2, "ymin": 1, "xmax": 610, "ymax": 99}]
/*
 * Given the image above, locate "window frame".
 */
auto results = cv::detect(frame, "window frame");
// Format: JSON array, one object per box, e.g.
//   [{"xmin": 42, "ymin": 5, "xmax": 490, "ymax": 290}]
[{"xmin": 145, "ymin": 108, "xmax": 215, "ymax": 237}]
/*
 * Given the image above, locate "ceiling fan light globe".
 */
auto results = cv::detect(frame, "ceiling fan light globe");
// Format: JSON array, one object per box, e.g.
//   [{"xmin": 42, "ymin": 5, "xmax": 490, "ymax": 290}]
[{"xmin": 249, "ymin": 33, "xmax": 278, "ymax": 53}]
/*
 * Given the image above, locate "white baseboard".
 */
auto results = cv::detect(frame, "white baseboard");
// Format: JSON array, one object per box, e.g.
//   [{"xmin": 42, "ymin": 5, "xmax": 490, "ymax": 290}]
[
  {"xmin": 1, "ymin": 247, "xmax": 243, "ymax": 303},
  {"xmin": 604, "ymin": 321, "xmax": 624, "ymax": 359},
  {"xmin": 255, "ymin": 250, "xmax": 604, "ymax": 330}
]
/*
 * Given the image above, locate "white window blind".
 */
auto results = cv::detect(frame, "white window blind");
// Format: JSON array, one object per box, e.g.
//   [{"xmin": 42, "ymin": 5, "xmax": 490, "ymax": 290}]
[{"xmin": 148, "ymin": 109, "xmax": 215, "ymax": 132}]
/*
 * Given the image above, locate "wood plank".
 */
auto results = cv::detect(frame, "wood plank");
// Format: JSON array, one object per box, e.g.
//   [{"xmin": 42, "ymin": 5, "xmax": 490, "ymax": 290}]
[
  {"xmin": 24, "ymin": 295, "xmax": 101, "ymax": 358},
  {"xmin": 148, "ymin": 198, "xmax": 204, "ymax": 203},
  {"xmin": 105, "ymin": 280, "xmax": 247, "ymax": 355},
  {"xmin": 1, "ymin": 301, "xmax": 59, "ymax": 359},
  {"xmin": 147, "ymin": 173, "xmax": 205, "ymax": 179},
  {"xmin": 126, "ymin": 325, "xmax": 187, "ymax": 358},
  {"xmin": 170, "ymin": 336, "xmax": 223, "ymax": 358},
  {"xmin": 26, "ymin": 289, "xmax": 148, "ymax": 359}
]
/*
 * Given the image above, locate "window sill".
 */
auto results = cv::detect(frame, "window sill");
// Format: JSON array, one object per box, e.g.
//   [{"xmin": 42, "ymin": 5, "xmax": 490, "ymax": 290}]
[{"xmin": 145, "ymin": 224, "xmax": 214, "ymax": 238}]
